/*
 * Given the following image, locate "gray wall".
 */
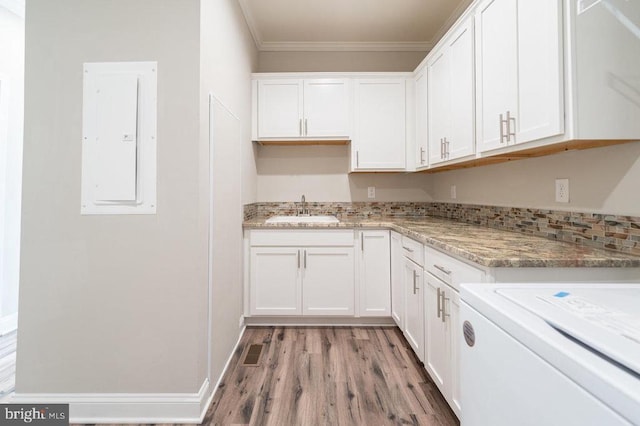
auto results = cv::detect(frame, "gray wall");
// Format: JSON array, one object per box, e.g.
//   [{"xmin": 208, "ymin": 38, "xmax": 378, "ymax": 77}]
[
  {"xmin": 18, "ymin": 0, "xmax": 206, "ymax": 393},
  {"xmin": 256, "ymin": 145, "xmax": 432, "ymax": 202},
  {"xmin": 199, "ymin": 0, "xmax": 258, "ymax": 388},
  {"xmin": 429, "ymin": 142, "xmax": 640, "ymax": 216}
]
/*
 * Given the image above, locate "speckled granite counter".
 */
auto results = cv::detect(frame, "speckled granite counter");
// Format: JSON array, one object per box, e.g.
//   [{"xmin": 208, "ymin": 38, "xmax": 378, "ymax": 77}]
[{"xmin": 243, "ymin": 216, "xmax": 640, "ymax": 268}]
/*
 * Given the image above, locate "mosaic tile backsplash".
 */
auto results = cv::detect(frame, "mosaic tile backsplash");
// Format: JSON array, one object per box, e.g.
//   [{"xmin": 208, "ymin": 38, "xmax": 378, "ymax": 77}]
[{"xmin": 244, "ymin": 202, "xmax": 640, "ymax": 257}]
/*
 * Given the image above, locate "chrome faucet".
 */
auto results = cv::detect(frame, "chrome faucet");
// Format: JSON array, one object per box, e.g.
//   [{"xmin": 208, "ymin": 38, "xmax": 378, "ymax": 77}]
[{"xmin": 298, "ymin": 194, "xmax": 309, "ymax": 216}]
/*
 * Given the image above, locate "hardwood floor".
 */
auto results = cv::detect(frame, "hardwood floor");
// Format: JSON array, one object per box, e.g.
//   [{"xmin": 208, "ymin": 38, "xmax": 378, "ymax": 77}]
[{"xmin": 203, "ymin": 326, "xmax": 459, "ymax": 426}]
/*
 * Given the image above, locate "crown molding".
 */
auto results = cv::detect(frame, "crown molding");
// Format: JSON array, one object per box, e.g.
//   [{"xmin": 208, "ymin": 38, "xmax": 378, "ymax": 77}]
[
  {"xmin": 237, "ymin": 0, "xmax": 263, "ymax": 50},
  {"xmin": 259, "ymin": 41, "xmax": 433, "ymax": 52},
  {"xmin": 236, "ymin": 0, "xmax": 463, "ymax": 53},
  {"xmin": 430, "ymin": 0, "xmax": 474, "ymax": 46}
]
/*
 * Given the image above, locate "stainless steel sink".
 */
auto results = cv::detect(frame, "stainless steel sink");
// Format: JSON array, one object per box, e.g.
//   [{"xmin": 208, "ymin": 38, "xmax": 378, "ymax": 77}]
[{"xmin": 265, "ymin": 215, "xmax": 339, "ymax": 224}]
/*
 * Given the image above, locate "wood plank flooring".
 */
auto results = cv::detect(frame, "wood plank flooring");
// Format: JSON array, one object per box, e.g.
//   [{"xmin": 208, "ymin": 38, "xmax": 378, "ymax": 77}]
[{"xmin": 203, "ymin": 326, "xmax": 458, "ymax": 426}]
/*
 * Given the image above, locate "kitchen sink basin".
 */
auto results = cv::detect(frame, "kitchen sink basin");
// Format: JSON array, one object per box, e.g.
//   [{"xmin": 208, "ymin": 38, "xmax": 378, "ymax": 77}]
[{"xmin": 265, "ymin": 215, "xmax": 339, "ymax": 224}]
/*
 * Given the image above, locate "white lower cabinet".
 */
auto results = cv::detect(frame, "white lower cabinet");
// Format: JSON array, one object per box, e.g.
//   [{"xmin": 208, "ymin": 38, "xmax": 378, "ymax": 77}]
[
  {"xmin": 424, "ymin": 246, "xmax": 485, "ymax": 419},
  {"xmin": 357, "ymin": 230, "xmax": 391, "ymax": 316},
  {"xmin": 425, "ymin": 275, "xmax": 462, "ymax": 417},
  {"xmin": 250, "ymin": 247, "xmax": 302, "ymax": 315},
  {"xmin": 303, "ymin": 247, "xmax": 355, "ymax": 315},
  {"xmin": 248, "ymin": 230, "xmax": 355, "ymax": 317},
  {"xmin": 390, "ymin": 231, "xmax": 404, "ymax": 327},
  {"xmin": 403, "ymin": 256, "xmax": 424, "ymax": 361}
]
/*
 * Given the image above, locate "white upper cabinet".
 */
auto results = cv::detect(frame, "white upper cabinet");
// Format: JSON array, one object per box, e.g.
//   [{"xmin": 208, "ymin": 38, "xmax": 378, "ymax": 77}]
[
  {"xmin": 352, "ymin": 78, "xmax": 407, "ymax": 171},
  {"xmin": 475, "ymin": 0, "xmax": 563, "ymax": 153},
  {"xmin": 428, "ymin": 18, "xmax": 475, "ymax": 165},
  {"xmin": 255, "ymin": 78, "xmax": 350, "ymax": 140},
  {"xmin": 414, "ymin": 67, "xmax": 429, "ymax": 170},
  {"xmin": 303, "ymin": 79, "xmax": 350, "ymax": 138},
  {"xmin": 257, "ymin": 79, "xmax": 304, "ymax": 139}
]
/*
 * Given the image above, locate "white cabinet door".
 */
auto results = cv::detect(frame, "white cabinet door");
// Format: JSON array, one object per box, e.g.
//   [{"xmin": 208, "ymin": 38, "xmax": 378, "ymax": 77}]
[
  {"xmin": 476, "ymin": 0, "xmax": 563, "ymax": 152},
  {"xmin": 448, "ymin": 285, "xmax": 462, "ymax": 417},
  {"xmin": 428, "ymin": 51, "xmax": 450, "ymax": 165},
  {"xmin": 426, "ymin": 272, "xmax": 463, "ymax": 419},
  {"xmin": 415, "ymin": 69, "xmax": 428, "ymax": 169},
  {"xmin": 353, "ymin": 79, "xmax": 407, "ymax": 170},
  {"xmin": 358, "ymin": 230, "xmax": 391, "ymax": 316},
  {"xmin": 448, "ymin": 20, "xmax": 476, "ymax": 160},
  {"xmin": 391, "ymin": 232, "xmax": 404, "ymax": 328},
  {"xmin": 257, "ymin": 79, "xmax": 303, "ymax": 138},
  {"xmin": 404, "ymin": 257, "xmax": 424, "ymax": 360},
  {"xmin": 476, "ymin": 0, "xmax": 518, "ymax": 151},
  {"xmin": 425, "ymin": 272, "xmax": 449, "ymax": 391},
  {"xmin": 303, "ymin": 247, "xmax": 355, "ymax": 316},
  {"xmin": 250, "ymin": 247, "xmax": 302, "ymax": 315},
  {"xmin": 428, "ymin": 17, "xmax": 475, "ymax": 165},
  {"xmin": 303, "ymin": 79, "xmax": 350, "ymax": 137},
  {"xmin": 516, "ymin": 0, "xmax": 563, "ymax": 144}
]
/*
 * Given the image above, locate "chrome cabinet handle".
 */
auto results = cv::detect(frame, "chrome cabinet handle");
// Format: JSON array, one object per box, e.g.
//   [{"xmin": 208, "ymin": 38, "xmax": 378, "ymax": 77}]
[
  {"xmin": 441, "ymin": 291, "xmax": 450, "ymax": 323},
  {"xmin": 356, "ymin": 151, "xmax": 359, "ymax": 168},
  {"xmin": 402, "ymin": 246, "xmax": 414, "ymax": 253},
  {"xmin": 304, "ymin": 118, "xmax": 308, "ymax": 136},
  {"xmin": 444, "ymin": 138, "xmax": 450, "ymax": 159},
  {"xmin": 420, "ymin": 147, "xmax": 426, "ymax": 164},
  {"xmin": 361, "ymin": 233, "xmax": 364, "ymax": 251},
  {"xmin": 299, "ymin": 119, "xmax": 302, "ymax": 136},
  {"xmin": 413, "ymin": 270, "xmax": 418, "ymax": 294},
  {"xmin": 437, "ymin": 287, "xmax": 442, "ymax": 318},
  {"xmin": 506, "ymin": 110, "xmax": 515, "ymax": 143},
  {"xmin": 304, "ymin": 249, "xmax": 307, "ymax": 269},
  {"xmin": 434, "ymin": 264, "xmax": 451, "ymax": 275},
  {"xmin": 500, "ymin": 113, "xmax": 507, "ymax": 144},
  {"xmin": 440, "ymin": 138, "xmax": 444, "ymax": 159},
  {"xmin": 297, "ymin": 249, "xmax": 301, "ymax": 269}
]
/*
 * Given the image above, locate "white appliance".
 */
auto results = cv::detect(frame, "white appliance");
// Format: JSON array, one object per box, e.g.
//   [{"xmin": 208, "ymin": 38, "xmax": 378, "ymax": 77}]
[{"xmin": 460, "ymin": 283, "xmax": 640, "ymax": 426}]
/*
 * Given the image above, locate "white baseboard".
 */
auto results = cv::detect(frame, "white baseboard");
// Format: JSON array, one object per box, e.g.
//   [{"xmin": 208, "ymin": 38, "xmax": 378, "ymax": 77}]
[
  {"xmin": 11, "ymin": 326, "xmax": 248, "ymax": 424},
  {"xmin": 12, "ymin": 379, "xmax": 212, "ymax": 424},
  {"xmin": 244, "ymin": 316, "xmax": 396, "ymax": 326}
]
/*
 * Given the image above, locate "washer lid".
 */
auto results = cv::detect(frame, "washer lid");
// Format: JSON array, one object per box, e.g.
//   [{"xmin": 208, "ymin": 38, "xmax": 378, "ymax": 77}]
[{"xmin": 497, "ymin": 287, "xmax": 640, "ymax": 376}]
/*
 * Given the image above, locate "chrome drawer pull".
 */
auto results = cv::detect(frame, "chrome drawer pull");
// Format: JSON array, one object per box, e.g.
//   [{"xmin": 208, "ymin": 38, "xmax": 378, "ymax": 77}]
[{"xmin": 434, "ymin": 264, "xmax": 451, "ymax": 275}]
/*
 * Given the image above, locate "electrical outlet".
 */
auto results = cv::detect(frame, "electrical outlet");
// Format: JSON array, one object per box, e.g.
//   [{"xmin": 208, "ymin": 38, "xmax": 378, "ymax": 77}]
[
  {"xmin": 368, "ymin": 186, "xmax": 375, "ymax": 199},
  {"xmin": 450, "ymin": 185, "xmax": 457, "ymax": 200},
  {"xmin": 555, "ymin": 178, "xmax": 569, "ymax": 203}
]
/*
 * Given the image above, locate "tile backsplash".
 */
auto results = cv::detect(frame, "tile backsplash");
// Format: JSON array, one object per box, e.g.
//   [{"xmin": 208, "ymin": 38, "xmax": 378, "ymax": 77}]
[{"xmin": 244, "ymin": 201, "xmax": 640, "ymax": 256}]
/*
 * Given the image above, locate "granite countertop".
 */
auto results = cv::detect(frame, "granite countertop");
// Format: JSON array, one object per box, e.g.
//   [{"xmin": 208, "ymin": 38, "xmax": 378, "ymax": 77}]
[{"xmin": 243, "ymin": 216, "xmax": 640, "ymax": 268}]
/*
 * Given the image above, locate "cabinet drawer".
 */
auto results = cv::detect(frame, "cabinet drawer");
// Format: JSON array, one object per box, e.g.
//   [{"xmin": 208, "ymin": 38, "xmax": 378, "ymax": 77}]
[
  {"xmin": 401, "ymin": 235, "xmax": 424, "ymax": 267},
  {"xmin": 250, "ymin": 229, "xmax": 355, "ymax": 247},
  {"xmin": 424, "ymin": 246, "xmax": 484, "ymax": 292}
]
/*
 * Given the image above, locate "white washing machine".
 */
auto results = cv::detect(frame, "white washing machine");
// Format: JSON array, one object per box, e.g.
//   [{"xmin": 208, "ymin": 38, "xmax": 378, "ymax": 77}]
[{"xmin": 460, "ymin": 283, "xmax": 640, "ymax": 426}]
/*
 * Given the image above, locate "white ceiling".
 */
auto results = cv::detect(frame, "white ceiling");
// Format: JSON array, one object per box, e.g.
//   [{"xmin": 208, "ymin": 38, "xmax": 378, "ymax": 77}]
[{"xmin": 238, "ymin": 0, "xmax": 473, "ymax": 52}]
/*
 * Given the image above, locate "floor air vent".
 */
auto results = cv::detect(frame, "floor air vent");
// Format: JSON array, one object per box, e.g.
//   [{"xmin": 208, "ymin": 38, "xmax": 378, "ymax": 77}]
[{"xmin": 242, "ymin": 344, "xmax": 263, "ymax": 366}]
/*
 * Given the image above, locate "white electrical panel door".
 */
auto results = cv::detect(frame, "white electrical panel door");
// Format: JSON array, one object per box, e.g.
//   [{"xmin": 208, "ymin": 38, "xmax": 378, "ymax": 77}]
[
  {"xmin": 82, "ymin": 62, "xmax": 157, "ymax": 214},
  {"xmin": 94, "ymin": 74, "xmax": 138, "ymax": 202}
]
